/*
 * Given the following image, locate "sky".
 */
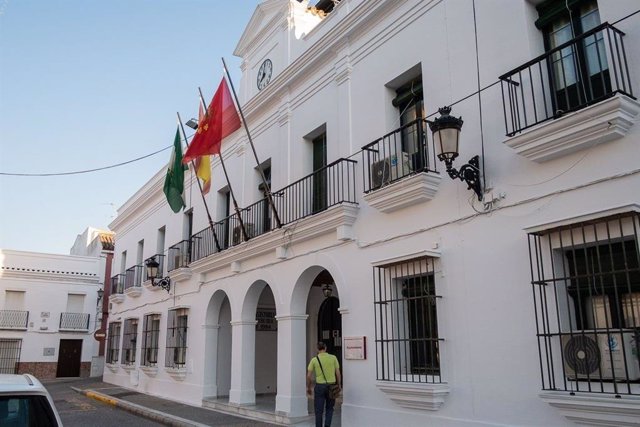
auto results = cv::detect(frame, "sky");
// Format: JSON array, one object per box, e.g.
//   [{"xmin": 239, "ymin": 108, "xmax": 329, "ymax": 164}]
[{"xmin": 0, "ymin": 1, "xmax": 261, "ymax": 255}]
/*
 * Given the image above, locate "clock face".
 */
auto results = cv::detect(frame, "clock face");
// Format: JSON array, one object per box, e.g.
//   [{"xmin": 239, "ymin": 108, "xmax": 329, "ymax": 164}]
[{"xmin": 257, "ymin": 59, "xmax": 272, "ymax": 90}]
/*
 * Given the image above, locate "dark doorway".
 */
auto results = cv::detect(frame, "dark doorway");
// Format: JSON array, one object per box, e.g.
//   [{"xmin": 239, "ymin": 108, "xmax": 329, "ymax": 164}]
[
  {"xmin": 56, "ymin": 339, "xmax": 82, "ymax": 377},
  {"xmin": 312, "ymin": 133, "xmax": 327, "ymax": 214},
  {"xmin": 317, "ymin": 296, "xmax": 342, "ymax": 366}
]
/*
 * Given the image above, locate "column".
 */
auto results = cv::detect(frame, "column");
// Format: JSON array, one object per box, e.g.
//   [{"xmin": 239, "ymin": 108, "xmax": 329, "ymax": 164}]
[
  {"xmin": 202, "ymin": 324, "xmax": 220, "ymax": 398},
  {"xmin": 228, "ymin": 320, "xmax": 257, "ymax": 406},
  {"xmin": 275, "ymin": 314, "xmax": 308, "ymax": 418}
]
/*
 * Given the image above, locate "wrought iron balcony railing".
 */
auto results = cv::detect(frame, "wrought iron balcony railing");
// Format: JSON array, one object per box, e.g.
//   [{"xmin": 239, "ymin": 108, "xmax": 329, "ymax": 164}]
[
  {"xmin": 0, "ymin": 310, "xmax": 29, "ymax": 330},
  {"xmin": 190, "ymin": 158, "xmax": 357, "ymax": 262},
  {"xmin": 111, "ymin": 274, "xmax": 125, "ymax": 294},
  {"xmin": 124, "ymin": 265, "xmax": 144, "ymax": 289},
  {"xmin": 59, "ymin": 312, "xmax": 90, "ymax": 330},
  {"xmin": 361, "ymin": 118, "xmax": 438, "ymax": 193},
  {"xmin": 500, "ymin": 23, "xmax": 634, "ymax": 137},
  {"xmin": 144, "ymin": 254, "xmax": 165, "ymax": 281},
  {"xmin": 168, "ymin": 240, "xmax": 191, "ymax": 272}
]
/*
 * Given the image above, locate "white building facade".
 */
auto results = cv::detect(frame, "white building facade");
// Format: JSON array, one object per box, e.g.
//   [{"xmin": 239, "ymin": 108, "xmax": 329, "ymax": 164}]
[
  {"xmin": 0, "ymin": 249, "xmax": 102, "ymax": 379},
  {"xmin": 104, "ymin": 0, "xmax": 640, "ymax": 425}
]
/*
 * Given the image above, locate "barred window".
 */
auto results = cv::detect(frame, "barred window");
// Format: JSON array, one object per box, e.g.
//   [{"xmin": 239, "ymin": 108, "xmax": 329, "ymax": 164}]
[
  {"xmin": 122, "ymin": 318, "xmax": 138, "ymax": 365},
  {"xmin": 165, "ymin": 308, "xmax": 188, "ymax": 368},
  {"xmin": 106, "ymin": 322, "xmax": 121, "ymax": 364},
  {"xmin": 373, "ymin": 256, "xmax": 442, "ymax": 383},
  {"xmin": 529, "ymin": 211, "xmax": 640, "ymax": 396},
  {"xmin": 141, "ymin": 313, "xmax": 161, "ymax": 366}
]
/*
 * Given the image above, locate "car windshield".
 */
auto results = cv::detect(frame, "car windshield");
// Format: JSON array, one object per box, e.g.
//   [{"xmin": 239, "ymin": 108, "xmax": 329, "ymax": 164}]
[{"xmin": 0, "ymin": 395, "xmax": 58, "ymax": 427}]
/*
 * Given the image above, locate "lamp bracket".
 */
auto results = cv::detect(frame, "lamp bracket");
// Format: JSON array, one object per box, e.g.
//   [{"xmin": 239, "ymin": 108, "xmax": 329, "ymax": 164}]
[
  {"xmin": 444, "ymin": 155, "xmax": 483, "ymax": 201},
  {"xmin": 151, "ymin": 277, "xmax": 171, "ymax": 293}
]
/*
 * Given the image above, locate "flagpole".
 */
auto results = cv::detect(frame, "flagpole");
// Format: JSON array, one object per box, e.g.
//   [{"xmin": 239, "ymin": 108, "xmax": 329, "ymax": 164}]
[
  {"xmin": 221, "ymin": 57, "xmax": 282, "ymax": 229},
  {"xmin": 198, "ymin": 87, "xmax": 250, "ymax": 243},
  {"xmin": 177, "ymin": 112, "xmax": 222, "ymax": 252}
]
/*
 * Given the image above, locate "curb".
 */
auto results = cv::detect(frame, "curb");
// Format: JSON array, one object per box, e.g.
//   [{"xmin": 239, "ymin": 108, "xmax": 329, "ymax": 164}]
[{"xmin": 71, "ymin": 387, "xmax": 210, "ymax": 427}]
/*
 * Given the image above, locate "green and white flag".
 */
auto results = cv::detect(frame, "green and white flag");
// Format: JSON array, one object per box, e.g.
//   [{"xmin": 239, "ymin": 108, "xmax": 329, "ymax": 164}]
[{"xmin": 163, "ymin": 127, "xmax": 187, "ymax": 213}]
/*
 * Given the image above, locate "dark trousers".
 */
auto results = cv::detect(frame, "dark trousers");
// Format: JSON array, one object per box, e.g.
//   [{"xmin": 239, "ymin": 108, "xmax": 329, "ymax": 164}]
[{"xmin": 313, "ymin": 383, "xmax": 335, "ymax": 427}]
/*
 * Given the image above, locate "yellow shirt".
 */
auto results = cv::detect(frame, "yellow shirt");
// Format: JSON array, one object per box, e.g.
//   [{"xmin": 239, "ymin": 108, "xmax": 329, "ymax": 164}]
[{"xmin": 307, "ymin": 352, "xmax": 340, "ymax": 384}]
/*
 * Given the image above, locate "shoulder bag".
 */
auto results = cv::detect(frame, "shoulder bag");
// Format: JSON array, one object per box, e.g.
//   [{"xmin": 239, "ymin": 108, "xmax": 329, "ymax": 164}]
[{"xmin": 316, "ymin": 356, "xmax": 340, "ymax": 400}]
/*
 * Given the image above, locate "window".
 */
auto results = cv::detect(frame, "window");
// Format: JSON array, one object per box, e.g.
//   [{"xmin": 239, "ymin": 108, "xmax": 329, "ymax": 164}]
[
  {"xmin": 141, "ymin": 314, "xmax": 161, "ymax": 366},
  {"xmin": 373, "ymin": 256, "xmax": 442, "ymax": 383},
  {"xmin": 122, "ymin": 318, "xmax": 138, "ymax": 365},
  {"xmin": 106, "ymin": 322, "xmax": 121, "ymax": 364},
  {"xmin": 528, "ymin": 211, "xmax": 640, "ymax": 395},
  {"xmin": 0, "ymin": 339, "xmax": 22, "ymax": 374},
  {"xmin": 393, "ymin": 77, "xmax": 425, "ymax": 172},
  {"xmin": 0, "ymin": 395, "xmax": 59, "ymax": 426},
  {"xmin": 257, "ymin": 162, "xmax": 272, "ymax": 234},
  {"xmin": 165, "ymin": 309, "xmax": 188, "ymax": 368},
  {"xmin": 537, "ymin": 0, "xmax": 610, "ymax": 114}
]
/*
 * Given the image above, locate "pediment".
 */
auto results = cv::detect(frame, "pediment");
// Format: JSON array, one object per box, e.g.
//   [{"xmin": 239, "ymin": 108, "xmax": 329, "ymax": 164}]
[{"xmin": 234, "ymin": 0, "xmax": 289, "ymax": 57}]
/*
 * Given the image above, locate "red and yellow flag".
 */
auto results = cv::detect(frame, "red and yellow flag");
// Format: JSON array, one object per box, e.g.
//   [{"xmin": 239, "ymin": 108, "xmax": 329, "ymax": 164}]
[
  {"xmin": 183, "ymin": 78, "xmax": 241, "ymax": 164},
  {"xmin": 194, "ymin": 102, "xmax": 211, "ymax": 194}
]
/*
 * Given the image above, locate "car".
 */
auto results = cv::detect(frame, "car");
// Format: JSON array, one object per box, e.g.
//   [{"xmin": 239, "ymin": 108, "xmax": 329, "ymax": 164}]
[{"xmin": 0, "ymin": 374, "xmax": 62, "ymax": 426}]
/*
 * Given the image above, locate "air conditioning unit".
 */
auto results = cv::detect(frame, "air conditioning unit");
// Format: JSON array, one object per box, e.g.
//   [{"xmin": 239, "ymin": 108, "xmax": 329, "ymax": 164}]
[
  {"xmin": 232, "ymin": 223, "xmax": 255, "ymax": 245},
  {"xmin": 561, "ymin": 331, "xmax": 640, "ymax": 380},
  {"xmin": 370, "ymin": 152, "xmax": 412, "ymax": 188}
]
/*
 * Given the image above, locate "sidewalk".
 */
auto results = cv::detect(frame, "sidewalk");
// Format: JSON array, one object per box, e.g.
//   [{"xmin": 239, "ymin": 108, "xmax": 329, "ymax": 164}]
[{"xmin": 67, "ymin": 377, "xmax": 278, "ymax": 427}]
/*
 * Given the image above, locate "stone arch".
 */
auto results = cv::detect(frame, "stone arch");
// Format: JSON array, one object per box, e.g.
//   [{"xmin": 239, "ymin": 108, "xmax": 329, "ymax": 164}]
[{"xmin": 289, "ymin": 254, "xmax": 348, "ymax": 316}]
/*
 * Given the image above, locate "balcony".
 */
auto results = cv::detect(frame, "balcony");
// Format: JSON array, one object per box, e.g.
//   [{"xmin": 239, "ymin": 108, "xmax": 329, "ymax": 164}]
[
  {"xmin": 361, "ymin": 118, "xmax": 441, "ymax": 213},
  {"xmin": 500, "ymin": 23, "xmax": 639, "ymax": 162},
  {"xmin": 144, "ymin": 254, "xmax": 166, "ymax": 292},
  {"xmin": 59, "ymin": 312, "xmax": 90, "ymax": 331},
  {"xmin": 188, "ymin": 158, "xmax": 358, "ymax": 272},
  {"xmin": 110, "ymin": 274, "xmax": 125, "ymax": 304},
  {"xmin": 0, "ymin": 310, "xmax": 29, "ymax": 330},
  {"xmin": 124, "ymin": 265, "xmax": 143, "ymax": 297}
]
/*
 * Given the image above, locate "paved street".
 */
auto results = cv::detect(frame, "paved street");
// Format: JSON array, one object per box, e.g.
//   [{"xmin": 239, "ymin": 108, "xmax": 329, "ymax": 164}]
[{"xmin": 43, "ymin": 378, "xmax": 163, "ymax": 427}]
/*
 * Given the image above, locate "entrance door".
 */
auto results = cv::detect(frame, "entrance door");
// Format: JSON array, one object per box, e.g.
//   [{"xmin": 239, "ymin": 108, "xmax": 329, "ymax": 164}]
[
  {"xmin": 56, "ymin": 339, "xmax": 82, "ymax": 377},
  {"xmin": 317, "ymin": 296, "xmax": 342, "ymax": 365}
]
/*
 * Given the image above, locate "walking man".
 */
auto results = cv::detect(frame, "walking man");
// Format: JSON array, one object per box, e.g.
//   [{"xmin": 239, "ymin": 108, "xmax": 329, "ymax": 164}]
[{"xmin": 307, "ymin": 342, "xmax": 341, "ymax": 427}]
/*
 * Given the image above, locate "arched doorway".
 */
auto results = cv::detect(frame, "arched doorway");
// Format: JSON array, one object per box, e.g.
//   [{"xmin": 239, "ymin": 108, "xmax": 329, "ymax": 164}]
[
  {"xmin": 203, "ymin": 290, "xmax": 232, "ymax": 400},
  {"xmin": 318, "ymin": 296, "xmax": 342, "ymax": 366},
  {"xmin": 306, "ymin": 269, "xmax": 342, "ymax": 370}
]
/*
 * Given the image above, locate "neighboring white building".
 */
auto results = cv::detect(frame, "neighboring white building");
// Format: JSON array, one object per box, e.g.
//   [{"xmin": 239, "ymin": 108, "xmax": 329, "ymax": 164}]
[
  {"xmin": 104, "ymin": 0, "xmax": 640, "ymax": 425},
  {"xmin": 0, "ymin": 249, "xmax": 102, "ymax": 379}
]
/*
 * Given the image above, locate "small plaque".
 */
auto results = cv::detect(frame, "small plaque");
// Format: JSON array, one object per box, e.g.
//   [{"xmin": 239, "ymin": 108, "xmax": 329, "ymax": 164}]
[
  {"xmin": 43, "ymin": 348, "xmax": 55, "ymax": 356},
  {"xmin": 256, "ymin": 307, "xmax": 277, "ymax": 331},
  {"xmin": 41, "ymin": 312, "xmax": 50, "ymax": 318},
  {"xmin": 344, "ymin": 336, "xmax": 366, "ymax": 360}
]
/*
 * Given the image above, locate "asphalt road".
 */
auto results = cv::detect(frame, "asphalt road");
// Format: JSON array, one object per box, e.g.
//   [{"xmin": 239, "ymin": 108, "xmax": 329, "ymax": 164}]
[{"xmin": 43, "ymin": 379, "xmax": 163, "ymax": 427}]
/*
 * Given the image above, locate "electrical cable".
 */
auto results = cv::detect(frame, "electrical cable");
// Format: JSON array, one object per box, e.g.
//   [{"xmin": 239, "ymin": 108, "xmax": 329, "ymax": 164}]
[{"xmin": 0, "ymin": 133, "xmax": 195, "ymax": 177}]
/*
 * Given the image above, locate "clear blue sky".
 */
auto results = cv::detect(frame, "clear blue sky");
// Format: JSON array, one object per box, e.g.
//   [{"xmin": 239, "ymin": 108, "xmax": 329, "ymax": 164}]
[{"xmin": 0, "ymin": 1, "xmax": 260, "ymax": 254}]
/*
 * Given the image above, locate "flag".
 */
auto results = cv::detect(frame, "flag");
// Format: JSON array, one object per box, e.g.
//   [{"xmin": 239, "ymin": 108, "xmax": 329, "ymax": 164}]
[
  {"xmin": 194, "ymin": 102, "xmax": 211, "ymax": 194},
  {"xmin": 182, "ymin": 78, "xmax": 241, "ymax": 164},
  {"xmin": 164, "ymin": 127, "xmax": 187, "ymax": 213}
]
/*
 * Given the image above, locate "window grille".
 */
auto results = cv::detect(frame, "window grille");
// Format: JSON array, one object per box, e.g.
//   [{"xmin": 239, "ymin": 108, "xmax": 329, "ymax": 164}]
[
  {"xmin": 141, "ymin": 314, "xmax": 161, "ymax": 366},
  {"xmin": 373, "ymin": 256, "xmax": 442, "ymax": 383},
  {"xmin": 0, "ymin": 339, "xmax": 22, "ymax": 374},
  {"xmin": 106, "ymin": 322, "xmax": 121, "ymax": 364},
  {"xmin": 165, "ymin": 308, "xmax": 188, "ymax": 368},
  {"xmin": 528, "ymin": 211, "xmax": 640, "ymax": 395},
  {"xmin": 122, "ymin": 318, "xmax": 138, "ymax": 365}
]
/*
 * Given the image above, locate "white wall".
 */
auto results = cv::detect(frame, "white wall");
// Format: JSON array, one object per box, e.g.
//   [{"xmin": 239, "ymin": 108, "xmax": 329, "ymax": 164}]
[{"xmin": 104, "ymin": 0, "xmax": 640, "ymax": 425}]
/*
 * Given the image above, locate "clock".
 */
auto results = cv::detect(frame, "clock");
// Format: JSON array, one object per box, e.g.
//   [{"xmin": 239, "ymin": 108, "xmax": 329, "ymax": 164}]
[{"xmin": 257, "ymin": 59, "xmax": 273, "ymax": 90}]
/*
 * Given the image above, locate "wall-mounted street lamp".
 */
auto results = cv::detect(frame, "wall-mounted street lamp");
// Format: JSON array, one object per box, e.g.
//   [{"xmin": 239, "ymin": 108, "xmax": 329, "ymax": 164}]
[
  {"xmin": 322, "ymin": 283, "xmax": 333, "ymax": 298},
  {"xmin": 97, "ymin": 288, "xmax": 104, "ymax": 305},
  {"xmin": 185, "ymin": 118, "xmax": 199, "ymax": 130},
  {"xmin": 428, "ymin": 106, "xmax": 483, "ymax": 201},
  {"xmin": 145, "ymin": 257, "xmax": 171, "ymax": 293}
]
